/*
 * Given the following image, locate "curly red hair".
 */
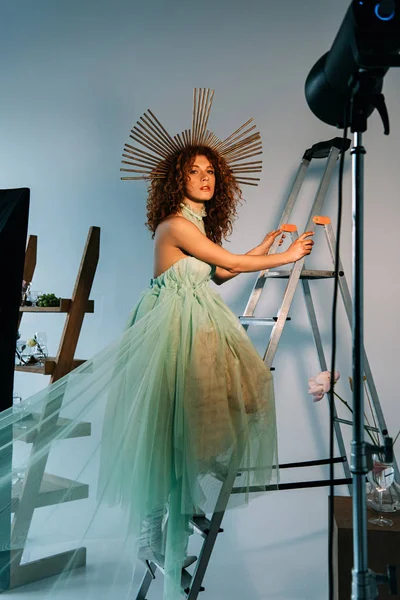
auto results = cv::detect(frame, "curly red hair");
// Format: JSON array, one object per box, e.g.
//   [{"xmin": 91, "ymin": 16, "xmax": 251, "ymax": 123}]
[{"xmin": 145, "ymin": 145, "xmax": 242, "ymax": 245}]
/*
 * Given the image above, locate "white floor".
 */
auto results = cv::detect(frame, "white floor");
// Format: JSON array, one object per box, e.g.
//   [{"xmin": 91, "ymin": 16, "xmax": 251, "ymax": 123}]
[{"xmin": 4, "ymin": 485, "xmax": 342, "ymax": 600}]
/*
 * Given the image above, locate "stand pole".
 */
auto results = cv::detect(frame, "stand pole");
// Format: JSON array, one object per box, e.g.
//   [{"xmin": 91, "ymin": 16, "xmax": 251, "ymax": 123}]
[{"xmin": 350, "ymin": 131, "xmax": 376, "ymax": 599}]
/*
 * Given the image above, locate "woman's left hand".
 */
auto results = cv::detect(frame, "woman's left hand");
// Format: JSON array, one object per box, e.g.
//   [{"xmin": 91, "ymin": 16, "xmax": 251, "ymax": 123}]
[{"xmin": 260, "ymin": 230, "xmax": 285, "ymax": 253}]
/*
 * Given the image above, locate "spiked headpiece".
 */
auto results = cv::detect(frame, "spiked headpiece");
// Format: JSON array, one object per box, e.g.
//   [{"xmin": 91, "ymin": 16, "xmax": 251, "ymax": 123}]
[{"xmin": 121, "ymin": 88, "xmax": 262, "ymax": 187}]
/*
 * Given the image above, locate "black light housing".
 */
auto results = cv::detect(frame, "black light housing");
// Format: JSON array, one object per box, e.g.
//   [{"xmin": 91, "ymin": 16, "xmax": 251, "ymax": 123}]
[{"xmin": 305, "ymin": 0, "xmax": 400, "ymax": 128}]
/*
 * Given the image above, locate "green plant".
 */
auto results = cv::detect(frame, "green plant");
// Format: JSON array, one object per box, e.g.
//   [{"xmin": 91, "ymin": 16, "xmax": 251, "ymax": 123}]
[{"xmin": 36, "ymin": 293, "xmax": 60, "ymax": 307}]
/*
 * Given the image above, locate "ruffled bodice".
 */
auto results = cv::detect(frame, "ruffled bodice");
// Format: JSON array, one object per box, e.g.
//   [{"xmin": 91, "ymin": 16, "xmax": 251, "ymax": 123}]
[{"xmin": 150, "ymin": 256, "xmax": 216, "ymax": 293}]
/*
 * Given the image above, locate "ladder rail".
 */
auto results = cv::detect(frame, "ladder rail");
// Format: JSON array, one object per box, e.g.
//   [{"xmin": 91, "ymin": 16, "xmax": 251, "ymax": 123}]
[
  {"xmin": 252, "ymin": 145, "xmax": 341, "ymax": 367},
  {"xmin": 10, "ymin": 228, "xmax": 100, "ymax": 572},
  {"xmin": 301, "ymin": 277, "xmax": 352, "ymax": 490},
  {"xmin": 304, "ymin": 146, "xmax": 341, "ymax": 231},
  {"xmin": 134, "ymin": 453, "xmax": 243, "ymax": 600},
  {"xmin": 242, "ymin": 156, "xmax": 311, "ymax": 324},
  {"xmin": 263, "ymin": 231, "xmax": 305, "ymax": 368},
  {"xmin": 186, "ymin": 453, "xmax": 242, "ymax": 600},
  {"xmin": 323, "ymin": 221, "xmax": 400, "ymax": 483},
  {"xmin": 243, "ymin": 142, "xmax": 341, "ymax": 331}
]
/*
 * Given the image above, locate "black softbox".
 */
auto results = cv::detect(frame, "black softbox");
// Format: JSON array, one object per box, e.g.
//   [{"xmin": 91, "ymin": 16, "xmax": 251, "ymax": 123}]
[{"xmin": 0, "ymin": 188, "xmax": 29, "ymax": 590}]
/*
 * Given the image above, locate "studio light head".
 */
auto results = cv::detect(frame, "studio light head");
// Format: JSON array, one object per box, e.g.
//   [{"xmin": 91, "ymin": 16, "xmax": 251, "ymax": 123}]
[{"xmin": 305, "ymin": 0, "xmax": 400, "ymax": 128}]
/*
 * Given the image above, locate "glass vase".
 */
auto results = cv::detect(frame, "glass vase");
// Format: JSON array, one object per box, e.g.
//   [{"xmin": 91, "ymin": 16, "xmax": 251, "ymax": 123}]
[{"xmin": 367, "ymin": 479, "xmax": 400, "ymax": 513}]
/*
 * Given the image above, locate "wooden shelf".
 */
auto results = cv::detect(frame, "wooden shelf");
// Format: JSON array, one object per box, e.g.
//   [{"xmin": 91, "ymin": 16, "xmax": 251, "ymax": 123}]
[
  {"xmin": 14, "ymin": 413, "xmax": 91, "ymax": 443},
  {"xmin": 9, "ymin": 227, "xmax": 100, "ymax": 592},
  {"xmin": 10, "ymin": 547, "xmax": 87, "ymax": 589},
  {"xmin": 15, "ymin": 357, "xmax": 86, "ymax": 375},
  {"xmin": 20, "ymin": 299, "xmax": 94, "ymax": 313},
  {"xmin": 12, "ymin": 473, "xmax": 89, "ymax": 512}
]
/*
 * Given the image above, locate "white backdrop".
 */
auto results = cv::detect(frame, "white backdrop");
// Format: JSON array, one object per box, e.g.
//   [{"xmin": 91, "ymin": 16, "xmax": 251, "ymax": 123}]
[{"xmin": 2, "ymin": 1, "xmax": 400, "ymax": 598}]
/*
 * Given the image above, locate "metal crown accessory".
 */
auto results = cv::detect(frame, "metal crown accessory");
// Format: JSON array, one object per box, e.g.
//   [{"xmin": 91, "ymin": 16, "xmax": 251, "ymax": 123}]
[{"xmin": 121, "ymin": 88, "xmax": 263, "ymax": 187}]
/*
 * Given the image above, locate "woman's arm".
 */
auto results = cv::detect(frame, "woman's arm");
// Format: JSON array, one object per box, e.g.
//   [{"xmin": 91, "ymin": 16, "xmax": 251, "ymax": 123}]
[
  {"xmin": 162, "ymin": 218, "xmax": 313, "ymax": 273},
  {"xmin": 212, "ymin": 230, "xmax": 285, "ymax": 285}
]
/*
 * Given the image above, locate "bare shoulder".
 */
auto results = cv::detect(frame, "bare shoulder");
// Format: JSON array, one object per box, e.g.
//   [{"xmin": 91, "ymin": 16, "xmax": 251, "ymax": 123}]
[
  {"xmin": 158, "ymin": 215, "xmax": 196, "ymax": 231},
  {"xmin": 155, "ymin": 215, "xmax": 198, "ymax": 239},
  {"xmin": 155, "ymin": 214, "xmax": 238, "ymax": 272}
]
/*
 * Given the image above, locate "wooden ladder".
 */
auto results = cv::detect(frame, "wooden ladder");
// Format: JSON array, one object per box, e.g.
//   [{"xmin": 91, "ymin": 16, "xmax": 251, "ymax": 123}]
[{"xmin": 8, "ymin": 226, "xmax": 100, "ymax": 590}]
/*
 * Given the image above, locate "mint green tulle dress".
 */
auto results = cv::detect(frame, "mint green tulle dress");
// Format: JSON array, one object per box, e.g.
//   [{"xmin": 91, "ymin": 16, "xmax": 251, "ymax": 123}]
[{"xmin": 4, "ymin": 206, "xmax": 278, "ymax": 600}]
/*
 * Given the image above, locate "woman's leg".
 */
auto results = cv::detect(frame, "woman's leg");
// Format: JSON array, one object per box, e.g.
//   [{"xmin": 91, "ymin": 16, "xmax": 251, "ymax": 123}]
[{"xmin": 138, "ymin": 505, "xmax": 166, "ymax": 561}]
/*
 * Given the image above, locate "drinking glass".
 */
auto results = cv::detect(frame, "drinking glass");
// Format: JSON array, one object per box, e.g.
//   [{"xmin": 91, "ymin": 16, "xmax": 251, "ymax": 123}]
[
  {"xmin": 13, "ymin": 392, "xmax": 28, "ymax": 430},
  {"xmin": 367, "ymin": 453, "xmax": 395, "ymax": 527},
  {"xmin": 27, "ymin": 290, "xmax": 42, "ymax": 307},
  {"xmin": 15, "ymin": 339, "xmax": 27, "ymax": 365}
]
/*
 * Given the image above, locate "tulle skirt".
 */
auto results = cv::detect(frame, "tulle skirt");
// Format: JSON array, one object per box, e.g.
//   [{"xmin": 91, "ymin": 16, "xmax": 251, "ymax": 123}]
[{"xmin": 4, "ymin": 277, "xmax": 278, "ymax": 599}]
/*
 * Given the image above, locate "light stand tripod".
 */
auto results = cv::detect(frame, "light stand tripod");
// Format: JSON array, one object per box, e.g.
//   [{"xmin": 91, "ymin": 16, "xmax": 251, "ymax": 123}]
[
  {"xmin": 348, "ymin": 72, "xmax": 397, "ymax": 600},
  {"xmin": 304, "ymin": 2, "xmax": 400, "ymax": 596}
]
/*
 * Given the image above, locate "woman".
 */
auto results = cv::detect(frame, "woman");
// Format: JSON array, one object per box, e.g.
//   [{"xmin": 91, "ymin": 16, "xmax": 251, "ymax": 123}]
[
  {"xmin": 147, "ymin": 145, "xmax": 312, "ymax": 282},
  {"xmin": 99, "ymin": 142, "xmax": 314, "ymax": 596},
  {"xmin": 5, "ymin": 93, "xmax": 313, "ymax": 600}
]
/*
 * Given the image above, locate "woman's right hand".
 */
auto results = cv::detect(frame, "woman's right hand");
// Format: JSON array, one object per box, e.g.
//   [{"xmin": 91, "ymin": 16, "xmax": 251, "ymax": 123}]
[{"xmin": 285, "ymin": 231, "xmax": 314, "ymax": 263}]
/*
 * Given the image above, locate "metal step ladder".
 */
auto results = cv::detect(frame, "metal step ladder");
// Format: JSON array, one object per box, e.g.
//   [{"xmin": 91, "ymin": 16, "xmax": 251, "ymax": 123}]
[
  {"xmin": 135, "ymin": 137, "xmax": 397, "ymax": 600},
  {"xmin": 239, "ymin": 136, "xmax": 399, "ymax": 491}
]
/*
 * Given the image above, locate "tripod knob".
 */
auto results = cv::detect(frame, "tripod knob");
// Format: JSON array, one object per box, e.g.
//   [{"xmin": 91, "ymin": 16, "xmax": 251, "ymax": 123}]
[{"xmin": 376, "ymin": 565, "xmax": 398, "ymax": 596}]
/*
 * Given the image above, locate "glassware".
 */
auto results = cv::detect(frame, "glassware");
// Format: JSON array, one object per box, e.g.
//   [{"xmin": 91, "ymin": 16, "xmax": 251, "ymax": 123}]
[
  {"xmin": 13, "ymin": 392, "xmax": 28, "ymax": 430},
  {"xmin": 11, "ymin": 394, "xmax": 29, "ymax": 481},
  {"xmin": 367, "ymin": 478, "xmax": 400, "ymax": 513},
  {"xmin": 21, "ymin": 280, "xmax": 29, "ymax": 306},
  {"xmin": 34, "ymin": 331, "xmax": 48, "ymax": 363},
  {"xmin": 13, "ymin": 391, "xmax": 22, "ymax": 410},
  {"xmin": 367, "ymin": 453, "xmax": 395, "ymax": 527},
  {"xmin": 22, "ymin": 341, "xmax": 35, "ymax": 363},
  {"xmin": 27, "ymin": 290, "xmax": 42, "ymax": 307},
  {"xmin": 15, "ymin": 339, "xmax": 27, "ymax": 365},
  {"xmin": 11, "ymin": 467, "xmax": 26, "ymax": 486}
]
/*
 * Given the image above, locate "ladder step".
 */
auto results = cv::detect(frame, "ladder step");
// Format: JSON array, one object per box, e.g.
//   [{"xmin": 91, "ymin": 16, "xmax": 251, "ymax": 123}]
[
  {"xmin": 238, "ymin": 316, "xmax": 291, "ymax": 325},
  {"xmin": 190, "ymin": 515, "xmax": 224, "ymax": 538},
  {"xmin": 142, "ymin": 557, "xmax": 203, "ymax": 594},
  {"xmin": 303, "ymin": 137, "xmax": 351, "ymax": 161},
  {"xmin": 12, "ymin": 473, "xmax": 89, "ymax": 512},
  {"xmin": 334, "ymin": 416, "xmax": 379, "ymax": 432},
  {"xmin": 184, "ymin": 574, "xmax": 205, "ymax": 595},
  {"xmin": 182, "ymin": 570, "xmax": 192, "ymax": 593},
  {"xmin": 210, "ymin": 461, "xmax": 229, "ymax": 482},
  {"xmin": 266, "ymin": 269, "xmax": 335, "ymax": 279},
  {"xmin": 239, "ymin": 456, "xmax": 346, "ymax": 471},
  {"xmin": 9, "ymin": 547, "xmax": 86, "ymax": 589},
  {"xmin": 13, "ymin": 413, "xmax": 91, "ymax": 443},
  {"xmin": 232, "ymin": 477, "xmax": 352, "ymax": 494}
]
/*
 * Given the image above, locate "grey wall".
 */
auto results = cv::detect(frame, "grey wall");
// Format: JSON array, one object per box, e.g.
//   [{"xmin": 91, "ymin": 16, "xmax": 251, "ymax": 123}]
[{"xmin": 3, "ymin": 1, "xmax": 400, "ymax": 598}]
